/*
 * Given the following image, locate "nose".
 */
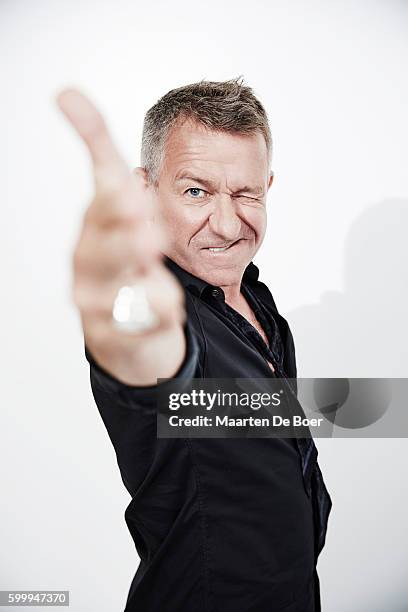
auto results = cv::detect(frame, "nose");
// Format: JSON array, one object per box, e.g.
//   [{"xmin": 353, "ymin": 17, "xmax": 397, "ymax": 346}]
[{"xmin": 208, "ymin": 194, "xmax": 241, "ymax": 242}]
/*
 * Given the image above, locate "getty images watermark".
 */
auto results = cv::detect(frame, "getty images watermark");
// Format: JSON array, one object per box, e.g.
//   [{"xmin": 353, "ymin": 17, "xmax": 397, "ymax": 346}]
[{"xmin": 156, "ymin": 378, "xmax": 408, "ymax": 438}]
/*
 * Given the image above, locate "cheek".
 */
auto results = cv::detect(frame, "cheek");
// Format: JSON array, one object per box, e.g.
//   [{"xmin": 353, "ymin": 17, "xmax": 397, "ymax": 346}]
[
  {"xmin": 157, "ymin": 196, "xmax": 207, "ymax": 243},
  {"xmin": 241, "ymin": 207, "xmax": 267, "ymax": 240}
]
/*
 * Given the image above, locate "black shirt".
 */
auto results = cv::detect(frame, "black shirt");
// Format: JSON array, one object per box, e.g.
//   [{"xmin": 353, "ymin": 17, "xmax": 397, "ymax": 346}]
[{"xmin": 85, "ymin": 257, "xmax": 332, "ymax": 612}]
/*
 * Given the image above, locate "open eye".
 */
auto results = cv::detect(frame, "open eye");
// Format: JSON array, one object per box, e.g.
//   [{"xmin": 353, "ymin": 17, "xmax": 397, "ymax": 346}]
[{"xmin": 185, "ymin": 187, "xmax": 206, "ymax": 198}]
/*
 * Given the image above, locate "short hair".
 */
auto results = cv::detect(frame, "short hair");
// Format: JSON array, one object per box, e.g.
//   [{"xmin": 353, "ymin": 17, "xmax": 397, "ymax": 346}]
[{"xmin": 141, "ymin": 77, "xmax": 272, "ymax": 184}]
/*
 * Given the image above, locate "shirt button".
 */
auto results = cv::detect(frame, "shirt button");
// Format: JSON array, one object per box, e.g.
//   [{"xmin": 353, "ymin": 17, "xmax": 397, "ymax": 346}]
[{"xmin": 211, "ymin": 288, "xmax": 221, "ymax": 298}]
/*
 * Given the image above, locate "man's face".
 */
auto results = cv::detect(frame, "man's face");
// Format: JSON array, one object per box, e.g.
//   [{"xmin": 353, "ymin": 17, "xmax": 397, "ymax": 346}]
[{"xmin": 153, "ymin": 119, "xmax": 273, "ymax": 287}]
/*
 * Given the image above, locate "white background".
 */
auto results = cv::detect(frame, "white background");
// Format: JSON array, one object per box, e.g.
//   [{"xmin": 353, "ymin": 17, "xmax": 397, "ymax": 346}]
[{"xmin": 1, "ymin": 0, "xmax": 407, "ymax": 610}]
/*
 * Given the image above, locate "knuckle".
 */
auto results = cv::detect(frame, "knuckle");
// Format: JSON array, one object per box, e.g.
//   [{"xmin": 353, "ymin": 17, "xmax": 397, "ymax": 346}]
[
  {"xmin": 83, "ymin": 203, "xmax": 98, "ymax": 226},
  {"xmin": 72, "ymin": 247, "xmax": 84, "ymax": 275},
  {"xmin": 72, "ymin": 242, "xmax": 94, "ymax": 278},
  {"xmin": 72, "ymin": 282, "xmax": 91, "ymax": 311}
]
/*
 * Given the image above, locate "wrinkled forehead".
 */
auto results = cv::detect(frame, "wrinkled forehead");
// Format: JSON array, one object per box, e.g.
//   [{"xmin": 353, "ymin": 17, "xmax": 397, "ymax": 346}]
[{"xmin": 161, "ymin": 118, "xmax": 270, "ymax": 184}]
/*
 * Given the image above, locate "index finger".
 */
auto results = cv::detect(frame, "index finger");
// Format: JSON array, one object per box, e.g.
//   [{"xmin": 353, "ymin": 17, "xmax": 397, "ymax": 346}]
[{"xmin": 57, "ymin": 88, "xmax": 129, "ymax": 188}]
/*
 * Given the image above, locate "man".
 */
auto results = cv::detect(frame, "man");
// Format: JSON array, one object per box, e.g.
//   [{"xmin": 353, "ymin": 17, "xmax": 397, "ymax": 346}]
[{"xmin": 58, "ymin": 78, "xmax": 332, "ymax": 612}]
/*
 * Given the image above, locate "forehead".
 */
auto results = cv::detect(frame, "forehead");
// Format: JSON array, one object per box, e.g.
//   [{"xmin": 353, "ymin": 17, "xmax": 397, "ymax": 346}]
[{"xmin": 161, "ymin": 119, "xmax": 269, "ymax": 183}]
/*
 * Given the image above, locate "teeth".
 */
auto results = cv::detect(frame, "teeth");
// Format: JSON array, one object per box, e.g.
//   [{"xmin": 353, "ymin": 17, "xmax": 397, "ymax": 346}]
[{"xmin": 208, "ymin": 246, "xmax": 229, "ymax": 252}]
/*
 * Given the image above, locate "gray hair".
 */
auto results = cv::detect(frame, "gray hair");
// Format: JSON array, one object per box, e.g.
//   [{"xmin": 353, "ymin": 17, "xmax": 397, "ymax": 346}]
[{"xmin": 141, "ymin": 77, "xmax": 273, "ymax": 185}]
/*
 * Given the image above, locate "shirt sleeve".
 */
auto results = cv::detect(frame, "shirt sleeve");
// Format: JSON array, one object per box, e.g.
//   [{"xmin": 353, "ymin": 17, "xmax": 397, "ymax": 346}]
[{"xmin": 84, "ymin": 321, "xmax": 200, "ymax": 496}]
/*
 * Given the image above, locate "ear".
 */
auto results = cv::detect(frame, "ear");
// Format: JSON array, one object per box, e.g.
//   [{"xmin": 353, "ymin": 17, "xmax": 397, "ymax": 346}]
[
  {"xmin": 132, "ymin": 166, "xmax": 149, "ymax": 185},
  {"xmin": 132, "ymin": 166, "xmax": 158, "ymax": 223},
  {"xmin": 267, "ymin": 170, "xmax": 274, "ymax": 190}
]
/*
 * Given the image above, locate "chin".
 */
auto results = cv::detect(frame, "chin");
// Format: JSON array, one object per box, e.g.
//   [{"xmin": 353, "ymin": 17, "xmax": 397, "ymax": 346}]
[
  {"xmin": 198, "ymin": 262, "xmax": 247, "ymax": 288},
  {"xmin": 169, "ymin": 245, "xmax": 255, "ymax": 287}
]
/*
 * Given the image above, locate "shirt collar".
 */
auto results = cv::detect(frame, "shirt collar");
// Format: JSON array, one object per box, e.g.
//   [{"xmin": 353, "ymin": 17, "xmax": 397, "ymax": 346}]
[{"xmin": 163, "ymin": 255, "xmax": 260, "ymax": 297}]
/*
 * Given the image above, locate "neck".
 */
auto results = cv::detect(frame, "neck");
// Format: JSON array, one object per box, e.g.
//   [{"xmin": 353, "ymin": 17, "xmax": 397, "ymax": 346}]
[{"xmin": 220, "ymin": 280, "xmax": 244, "ymax": 308}]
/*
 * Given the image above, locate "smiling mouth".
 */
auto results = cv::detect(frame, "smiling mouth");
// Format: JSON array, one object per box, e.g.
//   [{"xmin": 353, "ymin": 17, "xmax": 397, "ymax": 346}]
[
  {"xmin": 203, "ymin": 239, "xmax": 243, "ymax": 253},
  {"xmin": 208, "ymin": 246, "xmax": 230, "ymax": 252}
]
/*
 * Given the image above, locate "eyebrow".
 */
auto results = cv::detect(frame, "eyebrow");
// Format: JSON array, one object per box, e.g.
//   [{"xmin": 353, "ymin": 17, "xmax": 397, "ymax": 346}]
[
  {"xmin": 174, "ymin": 172, "xmax": 265, "ymax": 196},
  {"xmin": 175, "ymin": 173, "xmax": 216, "ymax": 191}
]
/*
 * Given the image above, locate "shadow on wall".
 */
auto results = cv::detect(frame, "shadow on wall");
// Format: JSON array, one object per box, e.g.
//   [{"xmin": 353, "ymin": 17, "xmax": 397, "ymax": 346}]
[
  {"xmin": 288, "ymin": 199, "xmax": 408, "ymax": 379},
  {"xmin": 288, "ymin": 200, "xmax": 408, "ymax": 612}
]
